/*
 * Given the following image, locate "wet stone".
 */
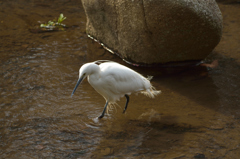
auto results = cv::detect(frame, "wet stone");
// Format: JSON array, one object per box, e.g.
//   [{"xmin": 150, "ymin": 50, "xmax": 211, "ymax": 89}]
[{"xmin": 194, "ymin": 153, "xmax": 206, "ymax": 158}]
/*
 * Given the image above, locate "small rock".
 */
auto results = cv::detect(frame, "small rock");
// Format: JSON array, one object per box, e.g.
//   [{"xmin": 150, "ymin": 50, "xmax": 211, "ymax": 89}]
[
  {"xmin": 35, "ymin": 145, "xmax": 44, "ymax": 150},
  {"xmin": 22, "ymin": 44, "xmax": 29, "ymax": 48},
  {"xmin": 194, "ymin": 153, "xmax": 206, "ymax": 158},
  {"xmin": 101, "ymin": 147, "xmax": 114, "ymax": 156}
]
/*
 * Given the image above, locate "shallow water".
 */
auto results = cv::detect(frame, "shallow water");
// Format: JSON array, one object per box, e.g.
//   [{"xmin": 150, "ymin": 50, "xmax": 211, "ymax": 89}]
[{"xmin": 0, "ymin": 0, "xmax": 240, "ymax": 158}]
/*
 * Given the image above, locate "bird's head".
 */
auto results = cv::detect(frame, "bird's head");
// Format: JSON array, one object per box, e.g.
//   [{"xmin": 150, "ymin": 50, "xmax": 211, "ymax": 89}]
[
  {"xmin": 79, "ymin": 63, "xmax": 99, "ymax": 77},
  {"xmin": 71, "ymin": 63, "xmax": 99, "ymax": 97}
]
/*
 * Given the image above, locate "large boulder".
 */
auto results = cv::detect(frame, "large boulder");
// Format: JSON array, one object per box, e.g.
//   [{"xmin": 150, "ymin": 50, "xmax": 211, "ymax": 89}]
[{"xmin": 81, "ymin": 0, "xmax": 223, "ymax": 64}]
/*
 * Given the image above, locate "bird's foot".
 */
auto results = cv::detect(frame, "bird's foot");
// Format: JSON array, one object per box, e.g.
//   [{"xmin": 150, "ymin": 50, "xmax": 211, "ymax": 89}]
[{"xmin": 98, "ymin": 114, "xmax": 104, "ymax": 119}]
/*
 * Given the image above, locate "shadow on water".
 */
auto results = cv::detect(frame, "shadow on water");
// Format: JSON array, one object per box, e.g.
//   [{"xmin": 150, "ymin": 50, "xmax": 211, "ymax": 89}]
[{"xmin": 0, "ymin": 0, "xmax": 240, "ymax": 158}]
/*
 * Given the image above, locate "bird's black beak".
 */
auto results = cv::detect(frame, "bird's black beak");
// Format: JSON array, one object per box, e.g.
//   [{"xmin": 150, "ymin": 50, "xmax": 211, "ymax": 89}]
[{"xmin": 71, "ymin": 75, "xmax": 84, "ymax": 97}]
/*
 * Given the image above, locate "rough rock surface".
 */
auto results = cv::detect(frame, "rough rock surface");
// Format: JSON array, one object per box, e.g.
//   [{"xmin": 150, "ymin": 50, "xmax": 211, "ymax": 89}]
[{"xmin": 81, "ymin": 0, "xmax": 223, "ymax": 64}]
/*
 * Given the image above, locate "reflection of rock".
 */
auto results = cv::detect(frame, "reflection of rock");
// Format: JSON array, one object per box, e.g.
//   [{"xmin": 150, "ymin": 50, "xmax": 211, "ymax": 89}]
[{"xmin": 81, "ymin": 0, "xmax": 223, "ymax": 64}]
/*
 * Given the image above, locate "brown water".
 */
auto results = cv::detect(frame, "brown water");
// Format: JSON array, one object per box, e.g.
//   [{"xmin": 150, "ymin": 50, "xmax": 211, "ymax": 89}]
[{"xmin": 1, "ymin": 0, "xmax": 240, "ymax": 158}]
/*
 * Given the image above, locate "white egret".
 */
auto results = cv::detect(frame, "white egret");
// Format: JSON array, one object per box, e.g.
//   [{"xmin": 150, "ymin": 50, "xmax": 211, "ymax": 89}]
[{"xmin": 71, "ymin": 60, "xmax": 161, "ymax": 118}]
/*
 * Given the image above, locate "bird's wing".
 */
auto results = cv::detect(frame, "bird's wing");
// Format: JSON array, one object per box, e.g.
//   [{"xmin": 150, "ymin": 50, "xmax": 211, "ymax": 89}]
[{"xmin": 99, "ymin": 62, "xmax": 149, "ymax": 95}]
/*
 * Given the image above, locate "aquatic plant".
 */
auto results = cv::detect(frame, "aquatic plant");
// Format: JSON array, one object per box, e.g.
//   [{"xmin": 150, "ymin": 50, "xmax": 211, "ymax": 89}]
[{"xmin": 40, "ymin": 13, "xmax": 67, "ymax": 29}]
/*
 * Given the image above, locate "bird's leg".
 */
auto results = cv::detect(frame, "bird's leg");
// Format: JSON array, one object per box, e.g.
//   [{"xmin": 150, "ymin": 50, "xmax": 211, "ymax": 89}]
[
  {"xmin": 98, "ymin": 101, "xmax": 109, "ymax": 119},
  {"xmin": 123, "ymin": 95, "xmax": 130, "ymax": 113}
]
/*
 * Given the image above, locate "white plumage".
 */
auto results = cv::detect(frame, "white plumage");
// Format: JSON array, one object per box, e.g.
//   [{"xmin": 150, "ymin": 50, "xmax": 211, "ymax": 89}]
[{"xmin": 71, "ymin": 61, "xmax": 161, "ymax": 118}]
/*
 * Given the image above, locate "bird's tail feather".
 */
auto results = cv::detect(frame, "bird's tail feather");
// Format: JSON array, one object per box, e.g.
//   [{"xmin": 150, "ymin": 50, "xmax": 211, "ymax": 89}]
[
  {"xmin": 141, "ymin": 86, "xmax": 161, "ymax": 98},
  {"xmin": 106, "ymin": 102, "xmax": 119, "ymax": 115},
  {"xmin": 147, "ymin": 76, "xmax": 153, "ymax": 81}
]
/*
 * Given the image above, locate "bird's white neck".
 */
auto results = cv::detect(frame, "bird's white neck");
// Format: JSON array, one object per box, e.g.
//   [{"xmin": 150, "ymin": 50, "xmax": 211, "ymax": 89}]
[{"xmin": 87, "ymin": 70, "xmax": 101, "ymax": 85}]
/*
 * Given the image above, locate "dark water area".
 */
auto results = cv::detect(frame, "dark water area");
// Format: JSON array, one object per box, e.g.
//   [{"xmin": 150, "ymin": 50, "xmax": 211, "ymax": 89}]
[{"xmin": 0, "ymin": 0, "xmax": 240, "ymax": 158}]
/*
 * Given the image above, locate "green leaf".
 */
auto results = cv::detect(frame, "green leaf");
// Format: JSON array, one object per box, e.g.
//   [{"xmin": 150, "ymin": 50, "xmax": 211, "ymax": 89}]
[
  {"xmin": 40, "ymin": 24, "xmax": 45, "ymax": 27},
  {"xmin": 58, "ymin": 13, "xmax": 66, "ymax": 23},
  {"xmin": 48, "ymin": 21, "xmax": 54, "ymax": 26}
]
